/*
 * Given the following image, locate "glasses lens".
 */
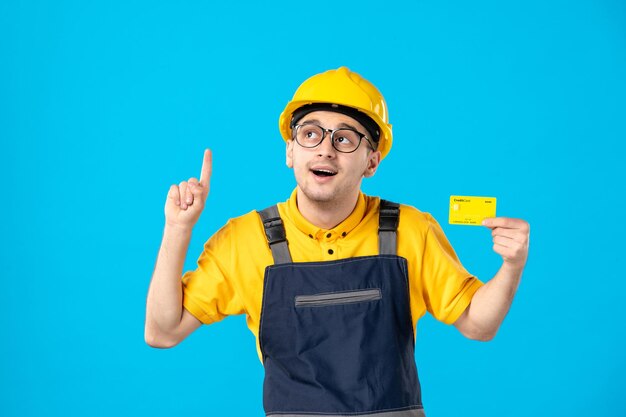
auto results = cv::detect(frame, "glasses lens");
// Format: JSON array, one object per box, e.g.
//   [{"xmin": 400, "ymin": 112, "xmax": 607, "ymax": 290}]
[
  {"xmin": 296, "ymin": 124, "xmax": 324, "ymax": 147},
  {"xmin": 332, "ymin": 129, "xmax": 361, "ymax": 152}
]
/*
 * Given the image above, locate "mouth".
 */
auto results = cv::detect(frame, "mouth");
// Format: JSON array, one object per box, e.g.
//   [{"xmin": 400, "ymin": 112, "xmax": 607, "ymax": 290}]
[{"xmin": 310, "ymin": 168, "xmax": 338, "ymax": 177}]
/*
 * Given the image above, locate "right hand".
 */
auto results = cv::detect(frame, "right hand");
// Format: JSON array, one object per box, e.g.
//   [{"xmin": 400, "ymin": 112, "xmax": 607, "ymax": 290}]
[{"xmin": 165, "ymin": 149, "xmax": 212, "ymax": 231}]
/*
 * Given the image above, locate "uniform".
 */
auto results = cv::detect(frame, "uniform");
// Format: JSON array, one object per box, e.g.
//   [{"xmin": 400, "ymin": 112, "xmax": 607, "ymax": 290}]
[{"xmin": 181, "ymin": 189, "xmax": 483, "ymax": 416}]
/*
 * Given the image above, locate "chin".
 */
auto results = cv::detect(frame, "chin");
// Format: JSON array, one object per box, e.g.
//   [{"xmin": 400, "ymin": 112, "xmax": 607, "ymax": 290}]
[
  {"xmin": 298, "ymin": 184, "xmax": 338, "ymax": 204},
  {"xmin": 303, "ymin": 190, "xmax": 336, "ymax": 203}
]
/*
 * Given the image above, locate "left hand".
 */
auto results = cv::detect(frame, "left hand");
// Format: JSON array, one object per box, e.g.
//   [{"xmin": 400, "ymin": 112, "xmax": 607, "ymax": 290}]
[{"xmin": 482, "ymin": 217, "xmax": 530, "ymax": 271}]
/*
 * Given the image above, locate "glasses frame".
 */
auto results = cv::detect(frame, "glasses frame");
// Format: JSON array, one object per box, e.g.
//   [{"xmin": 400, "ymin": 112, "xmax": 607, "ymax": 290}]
[{"xmin": 292, "ymin": 123, "xmax": 375, "ymax": 153}]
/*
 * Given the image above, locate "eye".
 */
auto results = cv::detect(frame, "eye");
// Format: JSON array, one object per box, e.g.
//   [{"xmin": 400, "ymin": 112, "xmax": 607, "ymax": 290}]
[
  {"xmin": 300, "ymin": 125, "xmax": 321, "ymax": 140},
  {"xmin": 334, "ymin": 130, "xmax": 359, "ymax": 146}
]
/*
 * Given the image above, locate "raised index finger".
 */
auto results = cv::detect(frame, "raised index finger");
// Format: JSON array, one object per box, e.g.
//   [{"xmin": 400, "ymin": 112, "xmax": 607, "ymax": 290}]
[{"xmin": 199, "ymin": 149, "xmax": 212, "ymax": 187}]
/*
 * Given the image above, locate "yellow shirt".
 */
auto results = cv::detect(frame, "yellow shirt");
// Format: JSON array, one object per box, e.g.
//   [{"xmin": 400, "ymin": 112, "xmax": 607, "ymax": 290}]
[{"xmin": 182, "ymin": 189, "xmax": 484, "ymax": 362}]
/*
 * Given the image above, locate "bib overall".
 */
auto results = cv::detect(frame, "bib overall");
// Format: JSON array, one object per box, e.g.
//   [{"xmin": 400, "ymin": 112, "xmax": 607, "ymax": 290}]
[{"xmin": 257, "ymin": 201, "xmax": 424, "ymax": 417}]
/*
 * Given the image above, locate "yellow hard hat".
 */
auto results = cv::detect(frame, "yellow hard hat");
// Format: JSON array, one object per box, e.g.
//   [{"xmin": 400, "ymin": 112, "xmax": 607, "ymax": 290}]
[{"xmin": 279, "ymin": 66, "xmax": 393, "ymax": 159}]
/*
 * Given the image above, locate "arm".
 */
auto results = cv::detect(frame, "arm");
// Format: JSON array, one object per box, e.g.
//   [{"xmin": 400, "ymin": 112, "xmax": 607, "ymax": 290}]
[
  {"xmin": 144, "ymin": 149, "xmax": 212, "ymax": 348},
  {"xmin": 454, "ymin": 217, "xmax": 530, "ymax": 341},
  {"xmin": 144, "ymin": 225, "xmax": 202, "ymax": 348}
]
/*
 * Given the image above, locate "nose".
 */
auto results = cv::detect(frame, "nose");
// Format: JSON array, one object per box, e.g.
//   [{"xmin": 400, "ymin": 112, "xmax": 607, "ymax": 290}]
[{"xmin": 316, "ymin": 130, "xmax": 337, "ymax": 158}]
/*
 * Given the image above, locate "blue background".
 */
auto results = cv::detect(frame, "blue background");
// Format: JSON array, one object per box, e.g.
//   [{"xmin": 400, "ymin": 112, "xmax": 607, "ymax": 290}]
[{"xmin": 2, "ymin": 1, "xmax": 624, "ymax": 416}]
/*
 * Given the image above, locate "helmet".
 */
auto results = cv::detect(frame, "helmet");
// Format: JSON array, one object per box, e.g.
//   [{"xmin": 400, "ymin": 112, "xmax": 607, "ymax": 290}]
[{"xmin": 278, "ymin": 66, "xmax": 393, "ymax": 159}]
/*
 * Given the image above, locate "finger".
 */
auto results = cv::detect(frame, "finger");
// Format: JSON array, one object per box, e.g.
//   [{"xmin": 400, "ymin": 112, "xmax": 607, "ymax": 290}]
[
  {"xmin": 493, "ymin": 235, "xmax": 515, "ymax": 249},
  {"xmin": 199, "ymin": 149, "xmax": 212, "ymax": 188},
  {"xmin": 493, "ymin": 240, "xmax": 528, "ymax": 266},
  {"xmin": 492, "ymin": 243, "xmax": 515, "ymax": 259},
  {"xmin": 491, "ymin": 227, "xmax": 527, "ymax": 242},
  {"xmin": 168, "ymin": 185, "xmax": 181, "ymax": 206},
  {"xmin": 179, "ymin": 181, "xmax": 188, "ymax": 209},
  {"xmin": 188, "ymin": 177, "xmax": 199, "ymax": 193},
  {"xmin": 185, "ymin": 180, "xmax": 194, "ymax": 206},
  {"xmin": 482, "ymin": 217, "xmax": 529, "ymax": 231}
]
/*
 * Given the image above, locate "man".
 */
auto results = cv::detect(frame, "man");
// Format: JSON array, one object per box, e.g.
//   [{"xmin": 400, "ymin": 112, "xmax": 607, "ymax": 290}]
[{"xmin": 144, "ymin": 67, "xmax": 530, "ymax": 417}]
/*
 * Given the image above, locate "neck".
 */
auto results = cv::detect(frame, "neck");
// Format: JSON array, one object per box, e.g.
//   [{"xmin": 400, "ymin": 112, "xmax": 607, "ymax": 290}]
[{"xmin": 296, "ymin": 188, "xmax": 360, "ymax": 229}]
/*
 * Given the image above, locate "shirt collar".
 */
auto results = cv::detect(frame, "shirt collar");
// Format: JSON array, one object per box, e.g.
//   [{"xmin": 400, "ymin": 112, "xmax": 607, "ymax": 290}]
[{"xmin": 285, "ymin": 187, "xmax": 367, "ymax": 241}]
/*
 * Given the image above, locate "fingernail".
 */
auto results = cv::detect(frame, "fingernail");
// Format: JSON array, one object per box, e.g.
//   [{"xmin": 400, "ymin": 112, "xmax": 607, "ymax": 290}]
[
  {"xmin": 175, "ymin": 200, "xmax": 180, "ymax": 206},
  {"xmin": 186, "ymin": 198, "xmax": 192, "ymax": 204},
  {"xmin": 482, "ymin": 219, "xmax": 488, "ymax": 225}
]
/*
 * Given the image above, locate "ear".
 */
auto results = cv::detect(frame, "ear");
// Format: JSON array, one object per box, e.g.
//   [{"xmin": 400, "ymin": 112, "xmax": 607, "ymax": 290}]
[
  {"xmin": 286, "ymin": 140, "xmax": 294, "ymax": 168},
  {"xmin": 363, "ymin": 150, "xmax": 381, "ymax": 178}
]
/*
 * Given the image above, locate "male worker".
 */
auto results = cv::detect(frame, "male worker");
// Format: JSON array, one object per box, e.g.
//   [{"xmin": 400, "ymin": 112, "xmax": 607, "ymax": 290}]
[{"xmin": 144, "ymin": 67, "xmax": 530, "ymax": 417}]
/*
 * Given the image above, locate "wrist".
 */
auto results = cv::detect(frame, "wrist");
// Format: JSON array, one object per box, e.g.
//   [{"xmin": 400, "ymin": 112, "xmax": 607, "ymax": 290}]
[
  {"xmin": 501, "ymin": 261, "xmax": 525, "ymax": 276},
  {"xmin": 164, "ymin": 222, "xmax": 193, "ymax": 237}
]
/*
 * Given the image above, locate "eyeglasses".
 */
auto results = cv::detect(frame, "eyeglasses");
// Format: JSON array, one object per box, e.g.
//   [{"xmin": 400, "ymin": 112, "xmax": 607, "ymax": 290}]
[{"xmin": 292, "ymin": 123, "xmax": 375, "ymax": 153}]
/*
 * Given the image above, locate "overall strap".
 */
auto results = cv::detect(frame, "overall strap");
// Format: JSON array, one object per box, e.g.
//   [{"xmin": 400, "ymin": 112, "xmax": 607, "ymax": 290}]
[
  {"xmin": 257, "ymin": 205, "xmax": 292, "ymax": 265},
  {"xmin": 379, "ymin": 199, "xmax": 400, "ymax": 255}
]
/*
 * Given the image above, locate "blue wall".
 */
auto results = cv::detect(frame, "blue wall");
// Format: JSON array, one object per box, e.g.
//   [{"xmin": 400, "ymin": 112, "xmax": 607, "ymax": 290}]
[{"xmin": 2, "ymin": 1, "xmax": 624, "ymax": 416}]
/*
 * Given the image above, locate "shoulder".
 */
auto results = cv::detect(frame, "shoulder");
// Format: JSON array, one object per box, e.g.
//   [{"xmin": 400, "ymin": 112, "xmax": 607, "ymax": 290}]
[
  {"xmin": 397, "ymin": 203, "xmax": 437, "ymax": 243},
  {"xmin": 398, "ymin": 203, "xmax": 436, "ymax": 227},
  {"xmin": 361, "ymin": 195, "xmax": 439, "ymax": 237},
  {"xmin": 222, "ymin": 209, "xmax": 266, "ymax": 237},
  {"xmin": 202, "ymin": 209, "xmax": 266, "ymax": 251},
  {"xmin": 371, "ymin": 197, "xmax": 436, "ymax": 231}
]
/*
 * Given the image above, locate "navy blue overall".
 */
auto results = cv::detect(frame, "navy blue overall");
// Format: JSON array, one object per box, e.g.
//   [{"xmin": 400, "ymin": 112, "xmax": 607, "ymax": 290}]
[{"xmin": 257, "ymin": 201, "xmax": 424, "ymax": 417}]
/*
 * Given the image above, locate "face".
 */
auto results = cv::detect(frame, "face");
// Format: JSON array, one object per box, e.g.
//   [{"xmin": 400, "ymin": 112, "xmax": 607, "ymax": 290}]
[{"xmin": 286, "ymin": 110, "xmax": 381, "ymax": 206}]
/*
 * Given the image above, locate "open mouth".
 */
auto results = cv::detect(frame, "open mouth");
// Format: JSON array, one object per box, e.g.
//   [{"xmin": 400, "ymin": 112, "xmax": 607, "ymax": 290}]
[{"xmin": 311, "ymin": 168, "xmax": 338, "ymax": 177}]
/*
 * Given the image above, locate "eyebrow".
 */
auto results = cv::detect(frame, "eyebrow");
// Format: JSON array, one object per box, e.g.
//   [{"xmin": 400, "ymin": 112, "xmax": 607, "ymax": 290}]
[{"xmin": 301, "ymin": 119, "xmax": 362, "ymax": 133}]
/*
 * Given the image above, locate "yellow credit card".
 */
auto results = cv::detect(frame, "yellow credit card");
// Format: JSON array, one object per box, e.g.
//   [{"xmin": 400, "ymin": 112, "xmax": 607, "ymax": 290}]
[{"xmin": 449, "ymin": 195, "xmax": 497, "ymax": 226}]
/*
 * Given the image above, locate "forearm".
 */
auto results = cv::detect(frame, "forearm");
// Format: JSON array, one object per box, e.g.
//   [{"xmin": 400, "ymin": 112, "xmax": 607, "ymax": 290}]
[
  {"xmin": 463, "ymin": 263, "xmax": 524, "ymax": 340},
  {"xmin": 145, "ymin": 225, "xmax": 192, "ymax": 339}
]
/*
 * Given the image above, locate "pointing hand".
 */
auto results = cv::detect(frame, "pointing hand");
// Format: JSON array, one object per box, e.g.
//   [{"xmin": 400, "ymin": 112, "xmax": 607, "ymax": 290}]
[{"xmin": 165, "ymin": 149, "xmax": 212, "ymax": 231}]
